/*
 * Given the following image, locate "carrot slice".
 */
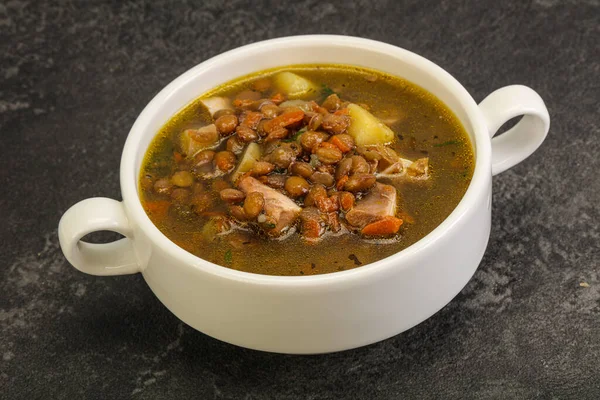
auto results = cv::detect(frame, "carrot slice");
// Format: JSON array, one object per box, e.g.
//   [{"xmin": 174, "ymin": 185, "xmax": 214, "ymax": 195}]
[
  {"xmin": 339, "ymin": 192, "xmax": 354, "ymax": 211},
  {"xmin": 270, "ymin": 93, "xmax": 285, "ymax": 104},
  {"xmin": 233, "ymin": 98, "xmax": 255, "ymax": 108},
  {"xmin": 302, "ymin": 219, "xmax": 322, "ymax": 240},
  {"xmin": 309, "ymin": 101, "xmax": 329, "ymax": 114},
  {"xmin": 173, "ymin": 151, "xmax": 183, "ymax": 163},
  {"xmin": 144, "ymin": 200, "xmax": 171, "ymax": 222},
  {"xmin": 336, "ymin": 175, "xmax": 349, "ymax": 191},
  {"xmin": 263, "ymin": 110, "xmax": 305, "ymax": 133},
  {"xmin": 361, "ymin": 216, "xmax": 403, "ymax": 236},
  {"xmin": 315, "ymin": 196, "xmax": 338, "ymax": 213},
  {"xmin": 330, "ymin": 136, "xmax": 351, "ymax": 153},
  {"xmin": 241, "ymin": 111, "xmax": 263, "ymax": 129},
  {"xmin": 334, "ymin": 108, "xmax": 349, "ymax": 116}
]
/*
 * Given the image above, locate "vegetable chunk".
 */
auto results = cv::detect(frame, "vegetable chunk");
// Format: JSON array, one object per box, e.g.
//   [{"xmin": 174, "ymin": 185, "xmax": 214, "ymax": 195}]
[
  {"xmin": 361, "ymin": 216, "xmax": 403, "ymax": 236},
  {"xmin": 179, "ymin": 124, "xmax": 219, "ymax": 156},
  {"xmin": 201, "ymin": 97, "xmax": 233, "ymax": 117},
  {"xmin": 347, "ymin": 104, "xmax": 395, "ymax": 145},
  {"xmin": 231, "ymin": 142, "xmax": 262, "ymax": 182},
  {"xmin": 274, "ymin": 72, "xmax": 319, "ymax": 99}
]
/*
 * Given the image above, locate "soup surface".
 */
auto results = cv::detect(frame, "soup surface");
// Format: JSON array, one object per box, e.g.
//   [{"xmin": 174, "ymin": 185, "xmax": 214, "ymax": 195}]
[{"xmin": 140, "ymin": 65, "xmax": 474, "ymax": 276}]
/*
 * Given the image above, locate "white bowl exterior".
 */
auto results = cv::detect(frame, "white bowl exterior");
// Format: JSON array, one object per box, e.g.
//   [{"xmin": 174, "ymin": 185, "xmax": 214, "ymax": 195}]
[{"xmin": 120, "ymin": 36, "xmax": 492, "ymax": 353}]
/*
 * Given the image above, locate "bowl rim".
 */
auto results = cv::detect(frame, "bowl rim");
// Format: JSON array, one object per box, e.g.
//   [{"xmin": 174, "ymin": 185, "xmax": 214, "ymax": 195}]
[{"xmin": 120, "ymin": 34, "xmax": 491, "ymax": 286}]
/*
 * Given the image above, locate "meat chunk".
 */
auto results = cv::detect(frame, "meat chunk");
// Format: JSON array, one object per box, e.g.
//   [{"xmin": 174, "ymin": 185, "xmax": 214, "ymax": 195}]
[
  {"xmin": 357, "ymin": 145, "xmax": 430, "ymax": 182},
  {"xmin": 238, "ymin": 177, "xmax": 302, "ymax": 236},
  {"xmin": 406, "ymin": 158, "xmax": 429, "ymax": 179},
  {"xmin": 345, "ymin": 183, "xmax": 397, "ymax": 228},
  {"xmin": 378, "ymin": 157, "xmax": 430, "ymax": 181}
]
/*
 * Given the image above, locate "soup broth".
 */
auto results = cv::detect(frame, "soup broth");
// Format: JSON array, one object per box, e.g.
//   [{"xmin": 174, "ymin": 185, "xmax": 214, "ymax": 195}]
[{"xmin": 139, "ymin": 65, "xmax": 474, "ymax": 276}]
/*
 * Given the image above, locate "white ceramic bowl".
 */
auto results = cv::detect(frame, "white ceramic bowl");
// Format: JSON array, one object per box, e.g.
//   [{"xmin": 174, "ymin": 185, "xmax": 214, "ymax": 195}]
[{"xmin": 58, "ymin": 35, "xmax": 549, "ymax": 354}]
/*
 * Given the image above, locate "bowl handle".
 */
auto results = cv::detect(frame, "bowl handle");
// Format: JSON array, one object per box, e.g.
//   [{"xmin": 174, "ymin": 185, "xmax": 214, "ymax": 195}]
[
  {"xmin": 478, "ymin": 85, "xmax": 550, "ymax": 176},
  {"xmin": 58, "ymin": 198, "xmax": 140, "ymax": 276}
]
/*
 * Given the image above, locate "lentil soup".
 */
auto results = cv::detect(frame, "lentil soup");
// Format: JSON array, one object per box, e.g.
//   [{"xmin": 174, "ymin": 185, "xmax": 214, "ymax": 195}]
[{"xmin": 139, "ymin": 65, "xmax": 474, "ymax": 276}]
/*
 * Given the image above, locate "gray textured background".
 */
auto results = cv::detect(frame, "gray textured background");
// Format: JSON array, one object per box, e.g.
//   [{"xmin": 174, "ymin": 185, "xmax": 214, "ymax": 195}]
[{"xmin": 1, "ymin": 0, "xmax": 599, "ymax": 399}]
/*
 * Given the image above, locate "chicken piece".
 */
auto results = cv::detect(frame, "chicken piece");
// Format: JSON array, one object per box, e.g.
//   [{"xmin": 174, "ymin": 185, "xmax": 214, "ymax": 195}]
[
  {"xmin": 358, "ymin": 145, "xmax": 430, "ymax": 181},
  {"xmin": 238, "ymin": 177, "xmax": 302, "ymax": 236},
  {"xmin": 378, "ymin": 157, "xmax": 430, "ymax": 181},
  {"xmin": 345, "ymin": 183, "xmax": 397, "ymax": 228},
  {"xmin": 201, "ymin": 97, "xmax": 233, "ymax": 117},
  {"xmin": 406, "ymin": 158, "xmax": 429, "ymax": 179}
]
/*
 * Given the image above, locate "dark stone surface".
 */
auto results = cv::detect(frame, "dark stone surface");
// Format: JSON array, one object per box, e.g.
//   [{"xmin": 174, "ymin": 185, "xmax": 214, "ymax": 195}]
[{"xmin": 1, "ymin": 0, "xmax": 599, "ymax": 398}]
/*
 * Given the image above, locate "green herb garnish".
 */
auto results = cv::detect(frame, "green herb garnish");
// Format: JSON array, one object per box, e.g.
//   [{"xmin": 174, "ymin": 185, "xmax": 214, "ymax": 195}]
[
  {"xmin": 224, "ymin": 249, "xmax": 232, "ymax": 264},
  {"xmin": 265, "ymin": 222, "xmax": 276, "ymax": 229},
  {"xmin": 320, "ymin": 84, "xmax": 335, "ymax": 98},
  {"xmin": 285, "ymin": 127, "xmax": 307, "ymax": 142},
  {"xmin": 433, "ymin": 140, "xmax": 461, "ymax": 147}
]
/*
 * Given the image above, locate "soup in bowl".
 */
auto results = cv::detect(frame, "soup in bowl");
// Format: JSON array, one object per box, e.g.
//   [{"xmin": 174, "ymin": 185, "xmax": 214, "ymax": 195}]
[
  {"xmin": 58, "ymin": 35, "xmax": 549, "ymax": 353},
  {"xmin": 140, "ymin": 65, "xmax": 474, "ymax": 276}
]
